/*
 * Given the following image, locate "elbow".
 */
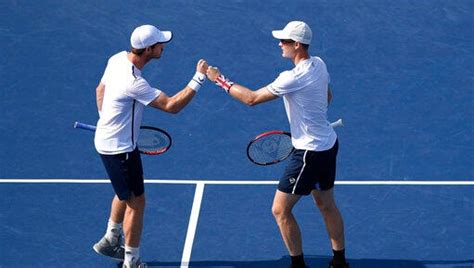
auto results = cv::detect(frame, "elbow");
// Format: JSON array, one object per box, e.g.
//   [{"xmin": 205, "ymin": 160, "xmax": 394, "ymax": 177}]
[
  {"xmin": 246, "ymin": 100, "xmax": 258, "ymax": 107},
  {"xmin": 243, "ymin": 96, "xmax": 258, "ymax": 106},
  {"xmin": 167, "ymin": 106, "xmax": 180, "ymax": 114},
  {"xmin": 166, "ymin": 103, "xmax": 181, "ymax": 114}
]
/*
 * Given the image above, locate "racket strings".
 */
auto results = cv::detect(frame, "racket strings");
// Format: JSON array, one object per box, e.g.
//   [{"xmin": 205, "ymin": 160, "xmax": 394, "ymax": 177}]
[
  {"xmin": 248, "ymin": 134, "xmax": 293, "ymax": 164},
  {"xmin": 137, "ymin": 129, "xmax": 170, "ymax": 152}
]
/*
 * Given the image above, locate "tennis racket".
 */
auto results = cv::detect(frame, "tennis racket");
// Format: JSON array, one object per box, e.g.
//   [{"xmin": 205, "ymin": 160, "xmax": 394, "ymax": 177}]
[
  {"xmin": 246, "ymin": 119, "xmax": 343, "ymax": 166},
  {"xmin": 74, "ymin": 122, "xmax": 172, "ymax": 155}
]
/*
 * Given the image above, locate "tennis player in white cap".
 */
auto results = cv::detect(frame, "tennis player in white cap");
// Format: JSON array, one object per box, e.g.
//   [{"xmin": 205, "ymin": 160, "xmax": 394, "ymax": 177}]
[
  {"xmin": 206, "ymin": 21, "xmax": 348, "ymax": 268},
  {"xmin": 92, "ymin": 24, "xmax": 208, "ymax": 268}
]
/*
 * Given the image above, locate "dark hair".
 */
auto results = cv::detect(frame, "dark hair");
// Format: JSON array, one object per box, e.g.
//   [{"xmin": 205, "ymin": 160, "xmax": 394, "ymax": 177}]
[
  {"xmin": 130, "ymin": 42, "xmax": 160, "ymax": 55},
  {"xmin": 301, "ymin": 43, "xmax": 310, "ymax": 50},
  {"xmin": 131, "ymin": 47, "xmax": 145, "ymax": 55}
]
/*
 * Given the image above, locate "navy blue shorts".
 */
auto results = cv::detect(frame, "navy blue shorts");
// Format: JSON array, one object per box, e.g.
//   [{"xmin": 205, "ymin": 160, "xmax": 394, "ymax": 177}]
[
  {"xmin": 100, "ymin": 148, "xmax": 144, "ymax": 200},
  {"xmin": 278, "ymin": 139, "xmax": 338, "ymax": 195}
]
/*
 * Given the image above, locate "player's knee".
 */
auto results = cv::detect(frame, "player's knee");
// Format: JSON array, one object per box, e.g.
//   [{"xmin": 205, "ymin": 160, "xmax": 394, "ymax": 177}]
[
  {"xmin": 126, "ymin": 194, "xmax": 146, "ymax": 210},
  {"xmin": 272, "ymin": 204, "xmax": 282, "ymax": 218},
  {"xmin": 272, "ymin": 204, "xmax": 290, "ymax": 220},
  {"xmin": 316, "ymin": 199, "xmax": 336, "ymax": 213}
]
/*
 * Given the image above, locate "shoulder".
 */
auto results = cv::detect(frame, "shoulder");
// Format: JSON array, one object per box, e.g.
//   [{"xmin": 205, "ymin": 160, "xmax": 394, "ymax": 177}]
[
  {"xmin": 267, "ymin": 69, "xmax": 300, "ymax": 95},
  {"xmin": 107, "ymin": 51, "xmax": 128, "ymax": 63},
  {"xmin": 132, "ymin": 76, "xmax": 150, "ymax": 88},
  {"xmin": 311, "ymin": 56, "xmax": 328, "ymax": 69},
  {"xmin": 312, "ymin": 56, "xmax": 324, "ymax": 63},
  {"xmin": 275, "ymin": 70, "xmax": 298, "ymax": 87},
  {"xmin": 311, "ymin": 56, "xmax": 325, "ymax": 63}
]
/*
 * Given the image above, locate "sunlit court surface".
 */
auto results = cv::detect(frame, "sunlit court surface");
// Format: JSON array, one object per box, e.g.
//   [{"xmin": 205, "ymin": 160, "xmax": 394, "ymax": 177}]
[{"xmin": 1, "ymin": 0, "xmax": 473, "ymax": 267}]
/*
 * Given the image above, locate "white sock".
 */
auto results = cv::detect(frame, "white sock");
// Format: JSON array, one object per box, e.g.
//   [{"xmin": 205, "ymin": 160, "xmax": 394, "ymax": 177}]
[
  {"xmin": 124, "ymin": 245, "xmax": 140, "ymax": 263},
  {"xmin": 105, "ymin": 219, "xmax": 122, "ymax": 245}
]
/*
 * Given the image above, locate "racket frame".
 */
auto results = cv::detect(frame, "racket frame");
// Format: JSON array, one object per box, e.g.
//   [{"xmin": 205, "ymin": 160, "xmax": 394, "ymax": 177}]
[
  {"xmin": 137, "ymin": 126, "xmax": 172, "ymax": 155},
  {"xmin": 246, "ymin": 130, "xmax": 294, "ymax": 166},
  {"xmin": 74, "ymin": 122, "xmax": 172, "ymax": 155},
  {"xmin": 247, "ymin": 119, "xmax": 344, "ymax": 166}
]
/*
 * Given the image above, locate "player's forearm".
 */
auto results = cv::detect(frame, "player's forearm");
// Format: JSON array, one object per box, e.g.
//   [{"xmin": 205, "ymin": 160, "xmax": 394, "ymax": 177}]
[
  {"xmin": 207, "ymin": 67, "xmax": 260, "ymax": 105},
  {"xmin": 227, "ymin": 84, "xmax": 260, "ymax": 106},
  {"xmin": 165, "ymin": 87, "xmax": 196, "ymax": 114},
  {"xmin": 96, "ymin": 84, "xmax": 105, "ymax": 112}
]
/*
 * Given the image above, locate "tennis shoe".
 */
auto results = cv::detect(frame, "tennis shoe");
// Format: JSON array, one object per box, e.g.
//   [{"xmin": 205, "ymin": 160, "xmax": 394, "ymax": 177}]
[
  {"xmin": 93, "ymin": 236, "xmax": 125, "ymax": 261},
  {"xmin": 122, "ymin": 257, "xmax": 147, "ymax": 268},
  {"xmin": 328, "ymin": 260, "xmax": 349, "ymax": 268}
]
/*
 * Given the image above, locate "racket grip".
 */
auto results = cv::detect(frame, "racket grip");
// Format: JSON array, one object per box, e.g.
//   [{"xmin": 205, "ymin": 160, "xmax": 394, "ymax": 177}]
[
  {"xmin": 74, "ymin": 122, "xmax": 96, "ymax": 131},
  {"xmin": 330, "ymin": 119, "xmax": 343, "ymax": 128}
]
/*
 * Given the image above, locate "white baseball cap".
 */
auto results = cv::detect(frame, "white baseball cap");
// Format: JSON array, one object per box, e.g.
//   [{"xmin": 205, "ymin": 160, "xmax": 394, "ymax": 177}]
[
  {"xmin": 130, "ymin": 25, "xmax": 172, "ymax": 49},
  {"xmin": 272, "ymin": 21, "xmax": 312, "ymax": 45}
]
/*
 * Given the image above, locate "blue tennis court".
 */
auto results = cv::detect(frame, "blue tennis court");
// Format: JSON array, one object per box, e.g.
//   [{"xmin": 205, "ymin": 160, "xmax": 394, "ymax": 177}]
[
  {"xmin": 1, "ymin": 180, "xmax": 472, "ymax": 267},
  {"xmin": 1, "ymin": 0, "xmax": 473, "ymax": 267}
]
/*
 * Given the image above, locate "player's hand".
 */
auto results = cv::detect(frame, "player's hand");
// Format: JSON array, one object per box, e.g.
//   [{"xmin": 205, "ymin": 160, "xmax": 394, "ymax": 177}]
[
  {"xmin": 206, "ymin": 66, "xmax": 221, "ymax": 82},
  {"xmin": 196, "ymin": 59, "xmax": 208, "ymax": 75}
]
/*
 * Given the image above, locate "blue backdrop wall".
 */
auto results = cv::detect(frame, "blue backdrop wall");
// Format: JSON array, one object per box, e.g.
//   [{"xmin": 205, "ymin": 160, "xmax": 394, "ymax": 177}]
[{"xmin": 1, "ymin": 0, "xmax": 472, "ymax": 181}]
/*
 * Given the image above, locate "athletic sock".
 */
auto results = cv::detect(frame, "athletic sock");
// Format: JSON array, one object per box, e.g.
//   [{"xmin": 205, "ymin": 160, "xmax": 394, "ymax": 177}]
[
  {"xmin": 332, "ymin": 248, "xmax": 346, "ymax": 264},
  {"xmin": 124, "ymin": 245, "xmax": 140, "ymax": 263},
  {"xmin": 105, "ymin": 219, "xmax": 122, "ymax": 245},
  {"xmin": 290, "ymin": 254, "xmax": 306, "ymax": 268}
]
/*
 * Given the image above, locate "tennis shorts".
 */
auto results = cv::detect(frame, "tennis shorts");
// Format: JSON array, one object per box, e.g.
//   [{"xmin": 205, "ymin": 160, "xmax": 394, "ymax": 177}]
[
  {"xmin": 100, "ymin": 148, "xmax": 144, "ymax": 200},
  {"xmin": 278, "ymin": 139, "xmax": 338, "ymax": 195}
]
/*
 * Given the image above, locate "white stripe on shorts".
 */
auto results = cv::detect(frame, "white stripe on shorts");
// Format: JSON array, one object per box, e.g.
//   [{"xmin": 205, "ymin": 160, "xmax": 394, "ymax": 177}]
[{"xmin": 292, "ymin": 150, "xmax": 308, "ymax": 194}]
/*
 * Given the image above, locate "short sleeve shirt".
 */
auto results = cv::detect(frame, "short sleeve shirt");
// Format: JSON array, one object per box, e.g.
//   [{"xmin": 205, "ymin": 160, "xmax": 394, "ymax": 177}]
[
  {"xmin": 94, "ymin": 51, "xmax": 161, "ymax": 155},
  {"xmin": 266, "ymin": 56, "xmax": 337, "ymax": 151}
]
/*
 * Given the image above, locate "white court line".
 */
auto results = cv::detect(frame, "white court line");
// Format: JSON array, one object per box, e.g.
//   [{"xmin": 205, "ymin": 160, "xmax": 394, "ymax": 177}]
[
  {"xmin": 180, "ymin": 182, "xmax": 205, "ymax": 268},
  {"xmin": 0, "ymin": 179, "xmax": 473, "ymax": 185},
  {"xmin": 1, "ymin": 178, "xmax": 473, "ymax": 267}
]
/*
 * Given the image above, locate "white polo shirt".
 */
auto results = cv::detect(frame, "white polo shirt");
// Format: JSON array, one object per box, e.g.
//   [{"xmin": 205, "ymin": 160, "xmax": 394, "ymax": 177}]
[
  {"xmin": 94, "ymin": 51, "xmax": 161, "ymax": 155},
  {"xmin": 266, "ymin": 56, "xmax": 337, "ymax": 151}
]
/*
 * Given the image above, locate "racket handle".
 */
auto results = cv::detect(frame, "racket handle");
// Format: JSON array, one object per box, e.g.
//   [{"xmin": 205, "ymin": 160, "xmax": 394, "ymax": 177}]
[
  {"xmin": 74, "ymin": 122, "xmax": 96, "ymax": 131},
  {"xmin": 330, "ymin": 118, "xmax": 343, "ymax": 128}
]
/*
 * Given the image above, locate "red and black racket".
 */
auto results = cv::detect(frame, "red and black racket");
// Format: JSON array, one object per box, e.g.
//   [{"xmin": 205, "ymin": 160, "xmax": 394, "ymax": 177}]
[
  {"xmin": 247, "ymin": 119, "xmax": 343, "ymax": 166},
  {"xmin": 74, "ymin": 122, "xmax": 172, "ymax": 155}
]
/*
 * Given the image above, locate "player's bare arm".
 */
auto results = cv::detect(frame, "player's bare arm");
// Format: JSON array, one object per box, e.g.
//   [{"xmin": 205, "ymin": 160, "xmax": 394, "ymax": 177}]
[
  {"xmin": 206, "ymin": 66, "xmax": 277, "ymax": 106},
  {"xmin": 149, "ymin": 59, "xmax": 208, "ymax": 113},
  {"xmin": 96, "ymin": 82, "xmax": 105, "ymax": 112},
  {"xmin": 328, "ymin": 85, "xmax": 333, "ymax": 106}
]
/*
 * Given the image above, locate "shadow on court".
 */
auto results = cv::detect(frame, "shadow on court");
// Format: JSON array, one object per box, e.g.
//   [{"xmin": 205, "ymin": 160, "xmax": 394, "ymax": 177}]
[{"xmin": 130, "ymin": 256, "xmax": 474, "ymax": 268}]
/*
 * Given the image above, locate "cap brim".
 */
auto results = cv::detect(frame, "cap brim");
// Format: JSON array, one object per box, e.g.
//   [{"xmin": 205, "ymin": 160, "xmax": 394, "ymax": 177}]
[
  {"xmin": 159, "ymin": 31, "xmax": 173, "ymax": 43},
  {"xmin": 272, "ymin": 30, "xmax": 289, "ymax": 40}
]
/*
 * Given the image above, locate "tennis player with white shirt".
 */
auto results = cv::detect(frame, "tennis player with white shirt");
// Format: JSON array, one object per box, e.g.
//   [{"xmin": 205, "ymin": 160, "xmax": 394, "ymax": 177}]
[
  {"xmin": 206, "ymin": 21, "xmax": 348, "ymax": 268},
  {"xmin": 93, "ymin": 24, "xmax": 208, "ymax": 268}
]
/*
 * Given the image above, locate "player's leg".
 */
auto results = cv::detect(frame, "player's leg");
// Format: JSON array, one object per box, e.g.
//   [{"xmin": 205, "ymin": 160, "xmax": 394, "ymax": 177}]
[
  {"xmin": 310, "ymin": 139, "xmax": 347, "ymax": 267},
  {"xmin": 275, "ymin": 149, "xmax": 314, "ymax": 268},
  {"xmin": 312, "ymin": 189, "xmax": 347, "ymax": 267},
  {"xmin": 110, "ymin": 195, "xmax": 126, "ymax": 224},
  {"xmin": 103, "ymin": 195, "xmax": 126, "ymax": 243},
  {"xmin": 122, "ymin": 193, "xmax": 146, "ymax": 267},
  {"xmin": 120, "ymin": 149, "xmax": 147, "ymax": 268},
  {"xmin": 123, "ymin": 193, "xmax": 145, "ymax": 247},
  {"xmin": 102, "ymin": 195, "xmax": 126, "ymax": 244},
  {"xmin": 311, "ymin": 188, "xmax": 345, "ymax": 249},
  {"xmin": 92, "ymin": 195, "xmax": 126, "ymax": 260},
  {"xmin": 94, "ymin": 152, "xmax": 133, "ymax": 260},
  {"xmin": 272, "ymin": 190, "xmax": 303, "ymax": 256}
]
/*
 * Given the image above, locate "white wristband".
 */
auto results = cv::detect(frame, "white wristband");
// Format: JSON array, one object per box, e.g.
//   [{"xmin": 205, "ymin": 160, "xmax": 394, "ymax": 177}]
[{"xmin": 187, "ymin": 72, "xmax": 206, "ymax": 92}]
